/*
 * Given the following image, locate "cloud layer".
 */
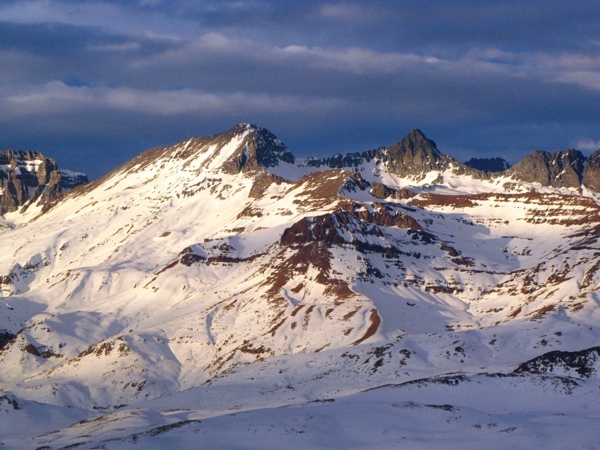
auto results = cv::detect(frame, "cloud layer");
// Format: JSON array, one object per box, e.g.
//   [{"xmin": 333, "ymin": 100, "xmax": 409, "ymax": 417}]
[{"xmin": 1, "ymin": 0, "xmax": 599, "ymax": 178}]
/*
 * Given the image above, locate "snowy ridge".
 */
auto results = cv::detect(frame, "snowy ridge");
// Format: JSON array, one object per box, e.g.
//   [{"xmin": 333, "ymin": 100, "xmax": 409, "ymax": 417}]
[{"xmin": 1, "ymin": 125, "xmax": 600, "ymax": 448}]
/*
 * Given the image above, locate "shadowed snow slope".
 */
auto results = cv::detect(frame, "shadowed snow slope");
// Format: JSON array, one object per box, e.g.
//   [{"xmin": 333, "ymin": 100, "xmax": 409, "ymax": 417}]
[{"xmin": 1, "ymin": 124, "xmax": 600, "ymax": 448}]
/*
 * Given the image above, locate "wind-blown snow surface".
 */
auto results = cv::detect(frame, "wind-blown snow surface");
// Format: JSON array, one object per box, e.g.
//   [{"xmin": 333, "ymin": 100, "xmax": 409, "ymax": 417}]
[{"xmin": 1, "ymin": 124, "xmax": 600, "ymax": 448}]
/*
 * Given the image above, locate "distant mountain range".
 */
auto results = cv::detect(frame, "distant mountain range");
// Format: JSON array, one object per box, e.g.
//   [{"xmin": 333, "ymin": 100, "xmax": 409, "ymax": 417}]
[
  {"xmin": 464, "ymin": 156, "xmax": 511, "ymax": 172},
  {"xmin": 1, "ymin": 125, "xmax": 600, "ymax": 448}
]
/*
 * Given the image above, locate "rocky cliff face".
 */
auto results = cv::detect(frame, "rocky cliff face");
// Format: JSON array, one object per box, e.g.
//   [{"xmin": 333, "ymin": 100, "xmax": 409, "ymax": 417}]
[
  {"xmin": 508, "ymin": 149, "xmax": 585, "ymax": 188},
  {"xmin": 583, "ymin": 149, "xmax": 600, "ymax": 192},
  {"xmin": 0, "ymin": 150, "xmax": 88, "ymax": 215}
]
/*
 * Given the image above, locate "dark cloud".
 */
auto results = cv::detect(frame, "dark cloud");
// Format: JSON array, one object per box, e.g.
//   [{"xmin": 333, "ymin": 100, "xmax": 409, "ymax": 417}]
[{"xmin": 0, "ymin": 0, "xmax": 599, "ymax": 179}]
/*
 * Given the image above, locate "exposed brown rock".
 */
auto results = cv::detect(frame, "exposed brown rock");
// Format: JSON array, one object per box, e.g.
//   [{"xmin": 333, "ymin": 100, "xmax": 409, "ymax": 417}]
[
  {"xmin": 24, "ymin": 343, "xmax": 40, "ymax": 356},
  {"xmin": 248, "ymin": 172, "xmax": 286, "ymax": 199},
  {"xmin": 0, "ymin": 331, "xmax": 15, "ymax": 351},
  {"xmin": 370, "ymin": 182, "xmax": 416, "ymax": 200},
  {"xmin": 351, "ymin": 309, "xmax": 381, "ymax": 345},
  {"xmin": 280, "ymin": 202, "xmax": 422, "ymax": 247},
  {"xmin": 409, "ymin": 193, "xmax": 479, "ymax": 208}
]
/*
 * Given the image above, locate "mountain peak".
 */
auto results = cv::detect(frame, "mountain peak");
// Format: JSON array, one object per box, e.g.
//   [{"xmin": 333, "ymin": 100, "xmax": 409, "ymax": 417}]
[
  {"xmin": 220, "ymin": 124, "xmax": 295, "ymax": 174},
  {"xmin": 375, "ymin": 129, "xmax": 448, "ymax": 177},
  {"xmin": 402, "ymin": 128, "xmax": 436, "ymax": 147},
  {"xmin": 508, "ymin": 148, "xmax": 585, "ymax": 188}
]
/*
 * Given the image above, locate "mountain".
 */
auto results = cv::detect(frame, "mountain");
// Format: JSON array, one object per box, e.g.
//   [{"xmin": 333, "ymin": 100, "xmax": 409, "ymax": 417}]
[
  {"xmin": 1, "ymin": 124, "xmax": 600, "ymax": 448},
  {"xmin": 464, "ymin": 157, "xmax": 511, "ymax": 172},
  {"xmin": 307, "ymin": 129, "xmax": 485, "ymax": 181},
  {"xmin": 0, "ymin": 150, "xmax": 88, "ymax": 215},
  {"xmin": 507, "ymin": 148, "xmax": 586, "ymax": 188}
]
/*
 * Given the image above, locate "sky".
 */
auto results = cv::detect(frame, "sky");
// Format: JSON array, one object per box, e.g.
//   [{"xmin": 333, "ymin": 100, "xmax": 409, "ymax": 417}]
[{"xmin": 0, "ymin": 0, "xmax": 599, "ymax": 179}]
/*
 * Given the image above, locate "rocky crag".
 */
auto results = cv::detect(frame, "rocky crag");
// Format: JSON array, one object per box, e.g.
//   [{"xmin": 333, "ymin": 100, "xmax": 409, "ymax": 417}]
[{"xmin": 0, "ymin": 150, "xmax": 88, "ymax": 215}]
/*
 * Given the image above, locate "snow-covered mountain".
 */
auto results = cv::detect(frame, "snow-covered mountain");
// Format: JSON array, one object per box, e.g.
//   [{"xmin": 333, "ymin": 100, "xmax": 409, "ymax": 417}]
[{"xmin": 1, "ymin": 124, "xmax": 600, "ymax": 449}]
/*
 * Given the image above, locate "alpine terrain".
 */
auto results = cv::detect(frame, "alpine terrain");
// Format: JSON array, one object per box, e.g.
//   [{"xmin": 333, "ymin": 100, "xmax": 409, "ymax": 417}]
[{"xmin": 1, "ymin": 124, "xmax": 600, "ymax": 449}]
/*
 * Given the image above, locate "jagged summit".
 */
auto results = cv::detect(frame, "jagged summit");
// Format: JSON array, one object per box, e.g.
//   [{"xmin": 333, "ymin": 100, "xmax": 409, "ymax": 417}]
[
  {"xmin": 396, "ymin": 129, "xmax": 438, "ymax": 155},
  {"xmin": 374, "ymin": 129, "xmax": 449, "ymax": 176}
]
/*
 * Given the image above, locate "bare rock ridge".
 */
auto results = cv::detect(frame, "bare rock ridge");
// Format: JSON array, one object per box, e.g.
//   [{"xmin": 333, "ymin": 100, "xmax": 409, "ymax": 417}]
[
  {"xmin": 305, "ymin": 129, "xmax": 453, "ymax": 175},
  {"xmin": 0, "ymin": 150, "xmax": 88, "ymax": 214},
  {"xmin": 306, "ymin": 129, "xmax": 485, "ymax": 180},
  {"xmin": 2, "ymin": 125, "xmax": 600, "ymax": 218},
  {"xmin": 508, "ymin": 149, "xmax": 586, "ymax": 188},
  {"xmin": 280, "ymin": 201, "xmax": 422, "ymax": 247},
  {"xmin": 304, "ymin": 127, "xmax": 598, "ymax": 190}
]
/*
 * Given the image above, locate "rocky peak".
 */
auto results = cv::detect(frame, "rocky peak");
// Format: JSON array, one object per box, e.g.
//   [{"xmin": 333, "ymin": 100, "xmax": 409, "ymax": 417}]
[
  {"xmin": 0, "ymin": 150, "xmax": 88, "ymax": 215},
  {"xmin": 221, "ymin": 124, "xmax": 295, "ymax": 174},
  {"xmin": 508, "ymin": 149, "xmax": 585, "ymax": 188},
  {"xmin": 376, "ymin": 129, "xmax": 449, "ymax": 177}
]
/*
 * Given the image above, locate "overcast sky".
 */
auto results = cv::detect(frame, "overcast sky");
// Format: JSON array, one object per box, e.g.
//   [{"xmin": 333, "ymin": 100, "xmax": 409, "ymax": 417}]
[{"xmin": 1, "ymin": 0, "xmax": 599, "ymax": 179}]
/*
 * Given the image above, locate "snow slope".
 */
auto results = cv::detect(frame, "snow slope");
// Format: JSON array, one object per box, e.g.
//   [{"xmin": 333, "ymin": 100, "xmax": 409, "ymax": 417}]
[{"xmin": 1, "ymin": 124, "xmax": 600, "ymax": 448}]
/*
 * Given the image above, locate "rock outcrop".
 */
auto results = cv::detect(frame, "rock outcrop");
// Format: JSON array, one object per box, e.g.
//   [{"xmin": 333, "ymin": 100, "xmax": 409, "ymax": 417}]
[
  {"xmin": 280, "ymin": 201, "xmax": 421, "ymax": 247},
  {"xmin": 0, "ymin": 150, "xmax": 88, "ymax": 215},
  {"xmin": 508, "ymin": 149, "xmax": 585, "ymax": 188},
  {"xmin": 514, "ymin": 346, "xmax": 600, "ymax": 378},
  {"xmin": 583, "ymin": 149, "xmax": 600, "ymax": 192}
]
